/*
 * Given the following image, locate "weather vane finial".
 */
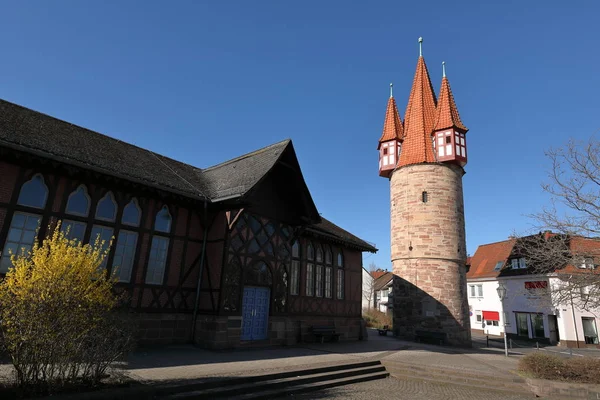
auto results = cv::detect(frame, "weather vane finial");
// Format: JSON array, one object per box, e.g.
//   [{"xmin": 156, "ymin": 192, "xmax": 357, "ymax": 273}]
[
  {"xmin": 418, "ymin": 37, "xmax": 423, "ymax": 57},
  {"xmin": 390, "ymin": 82, "xmax": 393, "ymax": 98},
  {"xmin": 442, "ymin": 61, "xmax": 446, "ymax": 78}
]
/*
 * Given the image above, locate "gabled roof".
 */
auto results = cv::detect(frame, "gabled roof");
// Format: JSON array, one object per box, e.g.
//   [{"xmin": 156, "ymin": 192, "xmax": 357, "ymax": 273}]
[
  {"xmin": 433, "ymin": 76, "xmax": 468, "ymax": 132},
  {"xmin": 398, "ymin": 57, "xmax": 437, "ymax": 167},
  {"xmin": 0, "ymin": 98, "xmax": 377, "ymax": 252},
  {"xmin": 305, "ymin": 217, "xmax": 378, "ymax": 253},
  {"xmin": 467, "ymin": 239, "xmax": 516, "ymax": 279},
  {"xmin": 374, "ymin": 272, "xmax": 394, "ymax": 291},
  {"xmin": 378, "ymin": 95, "xmax": 403, "ymax": 149},
  {"xmin": 371, "ymin": 270, "xmax": 389, "ymax": 279}
]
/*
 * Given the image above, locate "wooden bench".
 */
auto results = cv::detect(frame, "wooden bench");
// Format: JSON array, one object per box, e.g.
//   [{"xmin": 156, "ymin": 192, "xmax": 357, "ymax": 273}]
[
  {"xmin": 311, "ymin": 325, "xmax": 341, "ymax": 343},
  {"xmin": 378, "ymin": 325, "xmax": 390, "ymax": 336},
  {"xmin": 415, "ymin": 330, "xmax": 446, "ymax": 345}
]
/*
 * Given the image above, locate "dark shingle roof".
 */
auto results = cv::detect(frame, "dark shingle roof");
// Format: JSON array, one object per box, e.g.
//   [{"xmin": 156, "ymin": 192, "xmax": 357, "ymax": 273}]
[
  {"xmin": 374, "ymin": 272, "xmax": 393, "ymax": 291},
  {"xmin": 306, "ymin": 217, "xmax": 378, "ymax": 253},
  {"xmin": 202, "ymin": 140, "xmax": 290, "ymax": 201},
  {"xmin": 0, "ymin": 98, "xmax": 377, "ymax": 253}
]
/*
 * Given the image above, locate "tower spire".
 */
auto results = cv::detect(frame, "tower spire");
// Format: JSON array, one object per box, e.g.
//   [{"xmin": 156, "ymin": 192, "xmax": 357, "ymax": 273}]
[
  {"xmin": 397, "ymin": 40, "xmax": 437, "ymax": 167},
  {"xmin": 433, "ymin": 62, "xmax": 467, "ymax": 132},
  {"xmin": 378, "ymin": 84, "xmax": 403, "ymax": 148}
]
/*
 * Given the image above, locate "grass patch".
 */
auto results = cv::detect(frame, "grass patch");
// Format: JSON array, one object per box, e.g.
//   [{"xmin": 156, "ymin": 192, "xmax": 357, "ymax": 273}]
[
  {"xmin": 519, "ymin": 352, "xmax": 600, "ymax": 384},
  {"xmin": 362, "ymin": 309, "xmax": 392, "ymax": 329}
]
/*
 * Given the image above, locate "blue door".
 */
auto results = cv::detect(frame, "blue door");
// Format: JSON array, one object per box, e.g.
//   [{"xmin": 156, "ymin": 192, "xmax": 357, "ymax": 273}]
[{"xmin": 241, "ymin": 286, "xmax": 270, "ymax": 341}]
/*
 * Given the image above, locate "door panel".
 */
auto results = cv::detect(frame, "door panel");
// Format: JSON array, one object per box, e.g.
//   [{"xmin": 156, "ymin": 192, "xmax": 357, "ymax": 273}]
[{"xmin": 241, "ymin": 287, "xmax": 255, "ymax": 341}]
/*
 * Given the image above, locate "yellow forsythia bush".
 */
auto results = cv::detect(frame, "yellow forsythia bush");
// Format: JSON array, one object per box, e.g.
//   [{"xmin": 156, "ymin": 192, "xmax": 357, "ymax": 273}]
[{"xmin": 0, "ymin": 222, "xmax": 135, "ymax": 392}]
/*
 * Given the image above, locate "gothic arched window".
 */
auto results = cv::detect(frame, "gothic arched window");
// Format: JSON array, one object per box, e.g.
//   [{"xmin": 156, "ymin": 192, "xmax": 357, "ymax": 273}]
[
  {"xmin": 154, "ymin": 205, "xmax": 172, "ymax": 233},
  {"xmin": 66, "ymin": 185, "xmax": 90, "ymax": 216},
  {"xmin": 306, "ymin": 242, "xmax": 315, "ymax": 296},
  {"xmin": 17, "ymin": 174, "xmax": 48, "ymax": 209},
  {"xmin": 95, "ymin": 192, "xmax": 117, "ymax": 222},
  {"xmin": 122, "ymin": 198, "xmax": 141, "ymax": 227}
]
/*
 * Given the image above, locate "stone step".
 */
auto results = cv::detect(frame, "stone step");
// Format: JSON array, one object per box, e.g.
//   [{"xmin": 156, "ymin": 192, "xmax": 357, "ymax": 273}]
[{"xmin": 164, "ymin": 363, "xmax": 388, "ymax": 399}]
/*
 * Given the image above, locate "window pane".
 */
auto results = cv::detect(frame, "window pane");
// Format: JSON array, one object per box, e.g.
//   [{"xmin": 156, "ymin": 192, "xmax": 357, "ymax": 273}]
[
  {"xmin": 337, "ymin": 269, "xmax": 344, "ymax": 299},
  {"xmin": 325, "ymin": 266, "xmax": 332, "ymax": 298},
  {"xmin": 325, "ymin": 250, "xmax": 332, "ymax": 265},
  {"xmin": 96, "ymin": 192, "xmax": 117, "ymax": 221},
  {"xmin": 316, "ymin": 265, "xmax": 323, "ymax": 297},
  {"xmin": 90, "ymin": 225, "xmax": 114, "ymax": 269},
  {"xmin": 292, "ymin": 241, "xmax": 299, "ymax": 258},
  {"xmin": 17, "ymin": 175, "xmax": 48, "ymax": 209},
  {"xmin": 122, "ymin": 199, "xmax": 141, "ymax": 227},
  {"xmin": 290, "ymin": 260, "xmax": 300, "ymax": 295},
  {"xmin": 154, "ymin": 206, "xmax": 172, "ymax": 233},
  {"xmin": 66, "ymin": 186, "xmax": 90, "ymax": 216},
  {"xmin": 316, "ymin": 248, "xmax": 323, "ymax": 263},
  {"xmin": 306, "ymin": 263, "xmax": 314, "ymax": 296},
  {"xmin": 61, "ymin": 220, "xmax": 87, "ymax": 244},
  {"xmin": 477, "ymin": 285, "xmax": 483, "ymax": 297},
  {"xmin": 145, "ymin": 236, "xmax": 169, "ymax": 284},
  {"xmin": 1, "ymin": 213, "xmax": 41, "ymax": 273},
  {"xmin": 112, "ymin": 230, "xmax": 138, "ymax": 282},
  {"xmin": 307, "ymin": 243, "xmax": 314, "ymax": 260},
  {"xmin": 337, "ymin": 253, "xmax": 343, "ymax": 267}
]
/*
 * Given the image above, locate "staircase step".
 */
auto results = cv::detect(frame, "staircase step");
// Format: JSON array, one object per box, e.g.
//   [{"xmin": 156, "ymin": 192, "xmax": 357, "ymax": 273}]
[
  {"xmin": 166, "ymin": 365, "xmax": 387, "ymax": 399},
  {"xmin": 229, "ymin": 371, "xmax": 390, "ymax": 400},
  {"xmin": 156, "ymin": 360, "xmax": 382, "ymax": 397}
]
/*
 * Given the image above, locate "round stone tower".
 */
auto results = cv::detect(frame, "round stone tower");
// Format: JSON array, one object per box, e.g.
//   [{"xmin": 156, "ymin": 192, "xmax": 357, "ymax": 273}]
[{"xmin": 378, "ymin": 39, "xmax": 471, "ymax": 346}]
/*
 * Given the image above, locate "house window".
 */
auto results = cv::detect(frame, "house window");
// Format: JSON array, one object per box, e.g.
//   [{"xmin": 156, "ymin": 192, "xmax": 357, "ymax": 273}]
[
  {"xmin": 336, "ymin": 251, "xmax": 344, "ymax": 300},
  {"xmin": 493, "ymin": 261, "xmax": 503, "ymax": 271},
  {"xmin": 0, "ymin": 213, "xmax": 41, "ymax": 273},
  {"xmin": 122, "ymin": 198, "xmax": 141, "ymax": 226},
  {"xmin": 305, "ymin": 242, "xmax": 314, "ymax": 296},
  {"xmin": 582, "ymin": 317, "xmax": 599, "ymax": 344},
  {"xmin": 382, "ymin": 288, "xmax": 389, "ymax": 297},
  {"xmin": 486, "ymin": 320, "xmax": 499, "ymax": 326},
  {"xmin": 511, "ymin": 257, "xmax": 527, "ymax": 269},
  {"xmin": 146, "ymin": 205, "xmax": 172, "ymax": 284},
  {"xmin": 475, "ymin": 311, "xmax": 482, "ymax": 323},
  {"xmin": 469, "ymin": 284, "xmax": 483, "ymax": 298},
  {"xmin": 579, "ymin": 258, "xmax": 595, "ymax": 269},
  {"xmin": 290, "ymin": 241, "xmax": 300, "ymax": 295},
  {"xmin": 154, "ymin": 206, "xmax": 172, "ymax": 233},
  {"xmin": 532, "ymin": 314, "xmax": 545, "ymax": 338},
  {"xmin": 516, "ymin": 312, "xmax": 529, "ymax": 337},
  {"xmin": 17, "ymin": 174, "xmax": 48, "ymax": 209},
  {"xmin": 90, "ymin": 225, "xmax": 114, "ymax": 270},
  {"xmin": 325, "ymin": 247, "xmax": 332, "ymax": 298},
  {"xmin": 112, "ymin": 230, "xmax": 138, "ymax": 282},
  {"xmin": 315, "ymin": 246, "xmax": 323, "ymax": 297},
  {"xmin": 95, "ymin": 192, "xmax": 117, "ymax": 222},
  {"xmin": 519, "ymin": 258, "xmax": 527, "ymax": 269},
  {"xmin": 66, "ymin": 185, "xmax": 91, "ymax": 216},
  {"xmin": 61, "ymin": 220, "xmax": 87, "ymax": 244}
]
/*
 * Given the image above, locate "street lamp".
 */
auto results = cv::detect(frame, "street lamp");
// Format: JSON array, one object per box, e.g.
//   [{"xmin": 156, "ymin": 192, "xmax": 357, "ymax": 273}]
[{"xmin": 496, "ymin": 283, "xmax": 509, "ymax": 357}]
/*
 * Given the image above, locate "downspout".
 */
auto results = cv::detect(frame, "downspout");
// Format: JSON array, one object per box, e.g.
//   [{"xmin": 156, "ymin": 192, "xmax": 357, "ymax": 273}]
[{"xmin": 191, "ymin": 198, "xmax": 209, "ymax": 343}]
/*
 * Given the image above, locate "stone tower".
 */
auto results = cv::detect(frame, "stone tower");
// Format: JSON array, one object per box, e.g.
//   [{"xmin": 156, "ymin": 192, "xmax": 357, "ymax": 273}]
[{"xmin": 377, "ymin": 38, "xmax": 471, "ymax": 346}]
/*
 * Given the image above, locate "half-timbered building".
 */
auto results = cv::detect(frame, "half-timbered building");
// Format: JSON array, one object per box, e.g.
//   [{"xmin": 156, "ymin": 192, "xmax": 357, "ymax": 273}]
[{"xmin": 0, "ymin": 99, "xmax": 376, "ymax": 349}]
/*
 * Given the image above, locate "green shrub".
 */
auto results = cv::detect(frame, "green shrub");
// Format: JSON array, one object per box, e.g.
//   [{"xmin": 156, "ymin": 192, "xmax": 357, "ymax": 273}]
[
  {"xmin": 519, "ymin": 352, "xmax": 600, "ymax": 384},
  {"xmin": 362, "ymin": 308, "xmax": 392, "ymax": 329}
]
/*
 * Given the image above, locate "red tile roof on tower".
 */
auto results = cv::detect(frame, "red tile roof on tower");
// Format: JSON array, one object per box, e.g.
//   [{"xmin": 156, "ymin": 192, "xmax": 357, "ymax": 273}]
[
  {"xmin": 378, "ymin": 94, "xmax": 404, "ymax": 149},
  {"xmin": 398, "ymin": 56, "xmax": 437, "ymax": 167},
  {"xmin": 433, "ymin": 74, "xmax": 468, "ymax": 132}
]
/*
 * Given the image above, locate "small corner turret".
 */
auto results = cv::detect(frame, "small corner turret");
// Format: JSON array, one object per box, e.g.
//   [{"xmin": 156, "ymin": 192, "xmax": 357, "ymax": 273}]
[
  {"xmin": 432, "ymin": 61, "xmax": 469, "ymax": 167},
  {"xmin": 378, "ymin": 83, "xmax": 403, "ymax": 178}
]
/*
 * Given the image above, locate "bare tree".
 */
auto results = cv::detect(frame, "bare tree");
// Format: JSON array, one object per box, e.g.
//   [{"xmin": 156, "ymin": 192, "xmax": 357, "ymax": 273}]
[
  {"xmin": 516, "ymin": 136, "xmax": 600, "ymax": 310},
  {"xmin": 362, "ymin": 262, "xmax": 378, "ymax": 310}
]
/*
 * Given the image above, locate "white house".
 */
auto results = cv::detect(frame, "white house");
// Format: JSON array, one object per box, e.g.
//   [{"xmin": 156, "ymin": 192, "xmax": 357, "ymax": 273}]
[
  {"xmin": 467, "ymin": 235, "xmax": 600, "ymax": 348},
  {"xmin": 373, "ymin": 272, "xmax": 393, "ymax": 314},
  {"xmin": 362, "ymin": 267, "xmax": 374, "ymax": 311}
]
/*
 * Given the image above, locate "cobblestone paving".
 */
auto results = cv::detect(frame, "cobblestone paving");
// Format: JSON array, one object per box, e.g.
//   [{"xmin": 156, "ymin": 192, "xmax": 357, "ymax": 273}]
[{"xmin": 286, "ymin": 376, "xmax": 535, "ymax": 400}]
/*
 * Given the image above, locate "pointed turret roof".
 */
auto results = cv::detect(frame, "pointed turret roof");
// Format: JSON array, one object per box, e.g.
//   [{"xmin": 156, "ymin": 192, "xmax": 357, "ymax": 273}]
[
  {"xmin": 433, "ymin": 64, "xmax": 467, "ymax": 132},
  {"xmin": 397, "ymin": 54, "xmax": 437, "ymax": 167},
  {"xmin": 378, "ymin": 84, "xmax": 404, "ymax": 149}
]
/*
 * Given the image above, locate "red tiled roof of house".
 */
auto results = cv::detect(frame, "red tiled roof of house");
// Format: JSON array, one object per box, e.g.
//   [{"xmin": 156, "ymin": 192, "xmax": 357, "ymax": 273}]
[
  {"xmin": 467, "ymin": 239, "xmax": 516, "ymax": 279},
  {"xmin": 378, "ymin": 95, "xmax": 404, "ymax": 149},
  {"xmin": 374, "ymin": 272, "xmax": 394, "ymax": 291},
  {"xmin": 433, "ymin": 76, "xmax": 467, "ymax": 132},
  {"xmin": 398, "ymin": 56, "xmax": 437, "ymax": 167},
  {"xmin": 370, "ymin": 270, "xmax": 389, "ymax": 279},
  {"xmin": 561, "ymin": 236, "xmax": 600, "ymax": 273}
]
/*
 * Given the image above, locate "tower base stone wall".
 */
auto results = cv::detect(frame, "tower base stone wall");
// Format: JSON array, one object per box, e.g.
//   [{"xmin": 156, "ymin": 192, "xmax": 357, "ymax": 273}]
[{"xmin": 390, "ymin": 163, "xmax": 471, "ymax": 347}]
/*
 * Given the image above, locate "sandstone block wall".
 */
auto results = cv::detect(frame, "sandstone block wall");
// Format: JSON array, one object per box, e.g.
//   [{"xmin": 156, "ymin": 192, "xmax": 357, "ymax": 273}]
[{"xmin": 390, "ymin": 163, "xmax": 471, "ymax": 346}]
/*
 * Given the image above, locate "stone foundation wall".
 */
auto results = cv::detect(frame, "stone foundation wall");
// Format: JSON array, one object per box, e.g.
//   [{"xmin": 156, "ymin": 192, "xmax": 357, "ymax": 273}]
[{"xmin": 137, "ymin": 313, "xmax": 193, "ymax": 346}]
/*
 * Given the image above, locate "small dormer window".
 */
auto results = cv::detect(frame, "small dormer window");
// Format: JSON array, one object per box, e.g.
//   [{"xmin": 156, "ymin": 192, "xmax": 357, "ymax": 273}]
[
  {"xmin": 493, "ymin": 261, "xmax": 503, "ymax": 271},
  {"xmin": 579, "ymin": 258, "xmax": 595, "ymax": 269},
  {"xmin": 511, "ymin": 258, "xmax": 527, "ymax": 269}
]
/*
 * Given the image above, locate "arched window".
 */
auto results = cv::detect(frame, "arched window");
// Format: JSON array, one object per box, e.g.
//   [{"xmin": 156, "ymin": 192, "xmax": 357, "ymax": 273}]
[
  {"xmin": 17, "ymin": 174, "xmax": 48, "ymax": 209},
  {"xmin": 246, "ymin": 261, "xmax": 272, "ymax": 286},
  {"xmin": 305, "ymin": 242, "xmax": 315, "ymax": 296},
  {"xmin": 66, "ymin": 185, "xmax": 90, "ymax": 216},
  {"xmin": 95, "ymin": 192, "xmax": 117, "ymax": 221},
  {"xmin": 290, "ymin": 241, "xmax": 300, "ymax": 295},
  {"xmin": 154, "ymin": 206, "xmax": 172, "ymax": 233},
  {"xmin": 336, "ymin": 250, "xmax": 344, "ymax": 300},
  {"xmin": 122, "ymin": 198, "xmax": 141, "ymax": 227}
]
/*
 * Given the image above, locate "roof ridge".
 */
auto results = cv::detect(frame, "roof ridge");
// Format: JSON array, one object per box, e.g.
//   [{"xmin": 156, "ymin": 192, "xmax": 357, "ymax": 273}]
[
  {"xmin": 203, "ymin": 139, "xmax": 291, "ymax": 172},
  {"xmin": 0, "ymin": 99, "xmax": 204, "ymax": 173}
]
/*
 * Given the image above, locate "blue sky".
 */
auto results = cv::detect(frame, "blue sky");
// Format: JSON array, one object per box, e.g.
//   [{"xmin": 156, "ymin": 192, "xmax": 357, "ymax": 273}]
[{"xmin": 0, "ymin": 1, "xmax": 598, "ymax": 269}]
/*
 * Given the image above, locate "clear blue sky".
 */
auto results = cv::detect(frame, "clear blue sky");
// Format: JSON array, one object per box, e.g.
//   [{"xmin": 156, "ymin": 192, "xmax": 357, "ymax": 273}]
[{"xmin": 1, "ymin": 1, "xmax": 598, "ymax": 270}]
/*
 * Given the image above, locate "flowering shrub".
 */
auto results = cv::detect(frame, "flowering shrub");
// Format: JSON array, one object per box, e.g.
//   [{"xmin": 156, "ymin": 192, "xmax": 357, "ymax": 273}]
[{"xmin": 0, "ymin": 222, "xmax": 135, "ymax": 393}]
